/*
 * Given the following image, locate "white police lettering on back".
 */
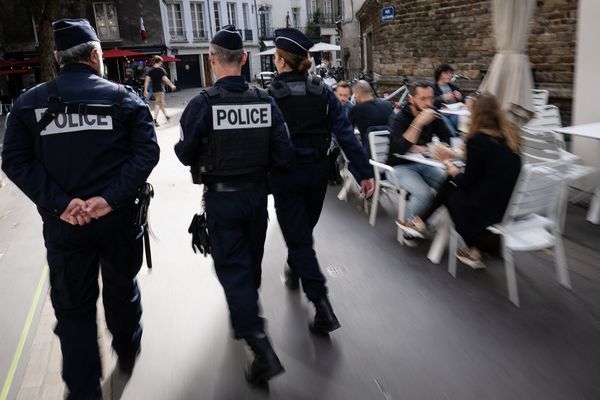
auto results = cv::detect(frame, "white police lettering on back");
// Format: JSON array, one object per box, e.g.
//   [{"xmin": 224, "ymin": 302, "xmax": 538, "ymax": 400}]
[
  {"xmin": 212, "ymin": 104, "xmax": 271, "ymax": 130},
  {"xmin": 34, "ymin": 107, "xmax": 114, "ymax": 135}
]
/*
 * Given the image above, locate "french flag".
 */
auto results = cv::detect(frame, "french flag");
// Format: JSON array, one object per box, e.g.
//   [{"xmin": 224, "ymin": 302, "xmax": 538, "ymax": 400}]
[{"xmin": 140, "ymin": 17, "xmax": 147, "ymax": 40}]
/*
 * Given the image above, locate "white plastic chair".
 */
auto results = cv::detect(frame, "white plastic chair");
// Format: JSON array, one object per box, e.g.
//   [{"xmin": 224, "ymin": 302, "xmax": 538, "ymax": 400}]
[
  {"xmin": 524, "ymin": 105, "xmax": 566, "ymax": 148},
  {"xmin": 521, "ymin": 128, "xmax": 598, "ymax": 226},
  {"xmin": 531, "ymin": 89, "xmax": 550, "ymax": 108},
  {"xmin": 367, "ymin": 130, "xmax": 409, "ymax": 242},
  {"xmin": 448, "ymin": 161, "xmax": 572, "ymax": 307}
]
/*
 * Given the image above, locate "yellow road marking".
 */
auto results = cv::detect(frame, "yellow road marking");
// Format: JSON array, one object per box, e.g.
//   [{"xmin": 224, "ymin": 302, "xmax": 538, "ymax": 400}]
[{"xmin": 0, "ymin": 264, "xmax": 48, "ymax": 400}]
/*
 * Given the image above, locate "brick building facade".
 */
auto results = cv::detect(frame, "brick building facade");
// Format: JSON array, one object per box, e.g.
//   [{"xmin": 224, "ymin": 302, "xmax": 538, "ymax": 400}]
[{"xmin": 356, "ymin": 0, "xmax": 577, "ymax": 124}]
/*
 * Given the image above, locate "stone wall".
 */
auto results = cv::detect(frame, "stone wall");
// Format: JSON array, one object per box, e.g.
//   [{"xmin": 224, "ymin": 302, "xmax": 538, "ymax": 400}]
[{"xmin": 357, "ymin": 0, "xmax": 577, "ymax": 124}]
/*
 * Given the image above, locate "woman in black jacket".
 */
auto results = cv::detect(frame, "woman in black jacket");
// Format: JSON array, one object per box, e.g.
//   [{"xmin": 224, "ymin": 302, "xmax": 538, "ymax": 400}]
[{"xmin": 397, "ymin": 93, "xmax": 522, "ymax": 267}]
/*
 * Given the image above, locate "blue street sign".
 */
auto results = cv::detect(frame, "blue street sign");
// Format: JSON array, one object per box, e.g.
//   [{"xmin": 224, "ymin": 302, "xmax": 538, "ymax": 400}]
[{"xmin": 381, "ymin": 6, "xmax": 395, "ymax": 23}]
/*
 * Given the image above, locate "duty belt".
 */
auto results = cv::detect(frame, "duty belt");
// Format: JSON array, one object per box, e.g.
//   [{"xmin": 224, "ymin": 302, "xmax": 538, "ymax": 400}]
[{"xmin": 206, "ymin": 181, "xmax": 268, "ymax": 192}]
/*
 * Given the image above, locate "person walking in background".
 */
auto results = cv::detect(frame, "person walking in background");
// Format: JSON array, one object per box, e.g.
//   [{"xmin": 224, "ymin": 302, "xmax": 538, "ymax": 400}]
[{"xmin": 143, "ymin": 55, "xmax": 176, "ymax": 127}]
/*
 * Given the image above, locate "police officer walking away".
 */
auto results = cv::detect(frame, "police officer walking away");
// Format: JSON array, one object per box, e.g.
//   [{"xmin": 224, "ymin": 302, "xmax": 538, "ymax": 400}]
[
  {"xmin": 1, "ymin": 19, "xmax": 159, "ymax": 399},
  {"xmin": 268, "ymin": 29, "xmax": 375, "ymax": 334},
  {"xmin": 175, "ymin": 26, "xmax": 294, "ymax": 385}
]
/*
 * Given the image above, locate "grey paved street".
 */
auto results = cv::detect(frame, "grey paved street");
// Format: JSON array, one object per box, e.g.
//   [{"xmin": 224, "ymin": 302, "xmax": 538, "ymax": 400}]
[{"xmin": 1, "ymin": 89, "xmax": 600, "ymax": 400}]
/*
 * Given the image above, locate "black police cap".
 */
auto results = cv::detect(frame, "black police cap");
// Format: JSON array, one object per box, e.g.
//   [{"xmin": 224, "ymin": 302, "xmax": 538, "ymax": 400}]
[
  {"xmin": 211, "ymin": 25, "xmax": 243, "ymax": 50},
  {"xmin": 53, "ymin": 19, "xmax": 100, "ymax": 51},
  {"xmin": 274, "ymin": 28, "xmax": 313, "ymax": 56}
]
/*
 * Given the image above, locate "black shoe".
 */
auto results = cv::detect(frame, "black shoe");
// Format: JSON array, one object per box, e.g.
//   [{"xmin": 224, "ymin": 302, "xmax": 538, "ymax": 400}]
[
  {"xmin": 117, "ymin": 347, "xmax": 141, "ymax": 376},
  {"xmin": 153, "ymin": 119, "xmax": 160, "ymax": 127},
  {"xmin": 284, "ymin": 265, "xmax": 300, "ymax": 290},
  {"xmin": 244, "ymin": 334, "xmax": 285, "ymax": 385},
  {"xmin": 166, "ymin": 115, "xmax": 171, "ymax": 122},
  {"xmin": 309, "ymin": 296, "xmax": 341, "ymax": 335}
]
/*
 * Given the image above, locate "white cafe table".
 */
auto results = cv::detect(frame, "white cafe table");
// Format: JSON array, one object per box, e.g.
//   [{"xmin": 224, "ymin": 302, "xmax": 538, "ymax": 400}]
[
  {"xmin": 439, "ymin": 108, "xmax": 471, "ymax": 117},
  {"xmin": 394, "ymin": 153, "xmax": 445, "ymax": 169},
  {"xmin": 393, "ymin": 152, "xmax": 450, "ymax": 264},
  {"xmin": 554, "ymin": 123, "xmax": 600, "ymax": 224}
]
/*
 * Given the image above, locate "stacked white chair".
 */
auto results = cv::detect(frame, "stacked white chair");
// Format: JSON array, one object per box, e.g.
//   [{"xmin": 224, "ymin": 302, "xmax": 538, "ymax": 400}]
[{"xmin": 531, "ymin": 89, "xmax": 550, "ymax": 108}]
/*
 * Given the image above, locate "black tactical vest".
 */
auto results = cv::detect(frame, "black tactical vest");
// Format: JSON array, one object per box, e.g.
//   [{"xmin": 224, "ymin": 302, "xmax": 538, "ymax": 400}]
[
  {"xmin": 268, "ymin": 75, "xmax": 330, "ymax": 158},
  {"xmin": 193, "ymin": 85, "xmax": 272, "ymax": 179}
]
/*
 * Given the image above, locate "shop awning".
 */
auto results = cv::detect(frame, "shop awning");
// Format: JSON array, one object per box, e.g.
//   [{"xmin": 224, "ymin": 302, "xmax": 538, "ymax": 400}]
[
  {"xmin": 0, "ymin": 68, "xmax": 35, "ymax": 75},
  {"xmin": 102, "ymin": 48, "xmax": 144, "ymax": 59}
]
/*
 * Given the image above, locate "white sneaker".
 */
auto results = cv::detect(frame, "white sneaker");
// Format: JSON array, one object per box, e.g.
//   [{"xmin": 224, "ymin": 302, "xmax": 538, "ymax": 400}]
[{"xmin": 456, "ymin": 248, "xmax": 486, "ymax": 269}]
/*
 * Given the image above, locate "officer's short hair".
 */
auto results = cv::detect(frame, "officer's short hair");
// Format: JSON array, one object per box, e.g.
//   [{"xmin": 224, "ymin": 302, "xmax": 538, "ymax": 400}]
[
  {"xmin": 209, "ymin": 43, "xmax": 244, "ymax": 66},
  {"xmin": 55, "ymin": 41, "xmax": 101, "ymax": 66}
]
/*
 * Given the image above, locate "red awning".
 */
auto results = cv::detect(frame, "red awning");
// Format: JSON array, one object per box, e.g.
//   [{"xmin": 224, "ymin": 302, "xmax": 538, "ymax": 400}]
[
  {"xmin": 160, "ymin": 55, "xmax": 182, "ymax": 62},
  {"xmin": 102, "ymin": 48, "xmax": 144, "ymax": 59},
  {"xmin": 0, "ymin": 68, "xmax": 35, "ymax": 75},
  {"xmin": 0, "ymin": 57, "xmax": 39, "ymax": 67}
]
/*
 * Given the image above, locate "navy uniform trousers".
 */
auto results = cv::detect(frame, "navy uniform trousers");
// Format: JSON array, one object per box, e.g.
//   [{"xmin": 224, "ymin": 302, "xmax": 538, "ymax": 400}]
[
  {"xmin": 205, "ymin": 190, "xmax": 268, "ymax": 338},
  {"xmin": 41, "ymin": 207, "xmax": 143, "ymax": 399},
  {"xmin": 269, "ymin": 158, "xmax": 330, "ymax": 302}
]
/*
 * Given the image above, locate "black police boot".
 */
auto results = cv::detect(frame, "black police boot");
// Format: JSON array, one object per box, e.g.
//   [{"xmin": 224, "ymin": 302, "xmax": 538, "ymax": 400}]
[
  {"xmin": 117, "ymin": 346, "xmax": 141, "ymax": 376},
  {"xmin": 309, "ymin": 296, "xmax": 341, "ymax": 335},
  {"xmin": 245, "ymin": 334, "xmax": 285, "ymax": 385},
  {"xmin": 284, "ymin": 263, "xmax": 300, "ymax": 290}
]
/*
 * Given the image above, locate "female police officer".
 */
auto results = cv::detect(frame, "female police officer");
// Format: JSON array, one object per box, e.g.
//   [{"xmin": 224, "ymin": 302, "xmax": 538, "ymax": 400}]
[{"xmin": 268, "ymin": 28, "xmax": 375, "ymax": 335}]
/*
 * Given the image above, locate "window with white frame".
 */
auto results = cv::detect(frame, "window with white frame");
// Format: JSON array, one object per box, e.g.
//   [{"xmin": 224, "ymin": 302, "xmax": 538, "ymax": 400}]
[
  {"xmin": 292, "ymin": 7, "xmax": 300, "ymax": 28},
  {"xmin": 226, "ymin": 3, "xmax": 237, "ymax": 27},
  {"xmin": 93, "ymin": 2, "xmax": 120, "ymax": 40},
  {"xmin": 258, "ymin": 5, "xmax": 272, "ymax": 37},
  {"xmin": 166, "ymin": 2, "xmax": 185, "ymax": 41},
  {"xmin": 214, "ymin": 2, "xmax": 222, "ymax": 31},
  {"xmin": 242, "ymin": 3, "xmax": 249, "ymax": 30},
  {"xmin": 191, "ymin": 2, "xmax": 207, "ymax": 40}
]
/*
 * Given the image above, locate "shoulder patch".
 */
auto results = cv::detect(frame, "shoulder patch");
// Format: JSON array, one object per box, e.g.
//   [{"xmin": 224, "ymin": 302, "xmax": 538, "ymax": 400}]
[
  {"xmin": 268, "ymin": 80, "xmax": 291, "ymax": 99},
  {"xmin": 306, "ymin": 75, "xmax": 325, "ymax": 96}
]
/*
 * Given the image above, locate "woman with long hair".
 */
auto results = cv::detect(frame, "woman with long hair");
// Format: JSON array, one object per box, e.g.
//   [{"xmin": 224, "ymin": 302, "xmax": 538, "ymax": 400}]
[
  {"xmin": 397, "ymin": 93, "xmax": 522, "ymax": 267},
  {"xmin": 268, "ymin": 28, "xmax": 374, "ymax": 334}
]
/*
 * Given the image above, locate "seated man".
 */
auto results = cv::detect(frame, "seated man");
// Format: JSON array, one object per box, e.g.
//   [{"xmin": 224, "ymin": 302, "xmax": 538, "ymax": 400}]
[
  {"xmin": 347, "ymin": 80, "xmax": 394, "ymax": 181},
  {"xmin": 386, "ymin": 80, "xmax": 453, "ymax": 243}
]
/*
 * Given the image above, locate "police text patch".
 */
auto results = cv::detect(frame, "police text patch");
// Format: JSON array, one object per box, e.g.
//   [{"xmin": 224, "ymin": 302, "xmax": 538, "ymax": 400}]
[
  {"xmin": 35, "ymin": 108, "xmax": 114, "ymax": 136},
  {"xmin": 212, "ymin": 104, "xmax": 271, "ymax": 130}
]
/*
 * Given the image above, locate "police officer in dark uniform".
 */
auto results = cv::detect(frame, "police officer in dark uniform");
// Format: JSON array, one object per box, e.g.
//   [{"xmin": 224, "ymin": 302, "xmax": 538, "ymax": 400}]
[
  {"xmin": 268, "ymin": 28, "xmax": 375, "ymax": 334},
  {"xmin": 175, "ymin": 25, "xmax": 294, "ymax": 385},
  {"xmin": 1, "ymin": 19, "xmax": 159, "ymax": 399}
]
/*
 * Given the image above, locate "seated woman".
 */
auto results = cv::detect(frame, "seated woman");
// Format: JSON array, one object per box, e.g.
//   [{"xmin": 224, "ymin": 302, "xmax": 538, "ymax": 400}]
[
  {"xmin": 397, "ymin": 93, "xmax": 522, "ymax": 267},
  {"xmin": 433, "ymin": 63, "xmax": 465, "ymax": 133}
]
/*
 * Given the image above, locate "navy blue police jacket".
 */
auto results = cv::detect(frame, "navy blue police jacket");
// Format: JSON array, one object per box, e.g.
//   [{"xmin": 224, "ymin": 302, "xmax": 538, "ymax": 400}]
[
  {"xmin": 1, "ymin": 63, "xmax": 160, "ymax": 216},
  {"xmin": 275, "ymin": 71, "xmax": 373, "ymax": 181},
  {"xmin": 175, "ymin": 75, "xmax": 294, "ymax": 184}
]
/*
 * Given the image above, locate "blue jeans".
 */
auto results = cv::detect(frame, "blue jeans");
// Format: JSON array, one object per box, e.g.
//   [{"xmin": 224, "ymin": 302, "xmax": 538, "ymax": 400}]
[
  {"xmin": 386, "ymin": 163, "xmax": 447, "ymax": 219},
  {"xmin": 442, "ymin": 114, "xmax": 459, "ymax": 136}
]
